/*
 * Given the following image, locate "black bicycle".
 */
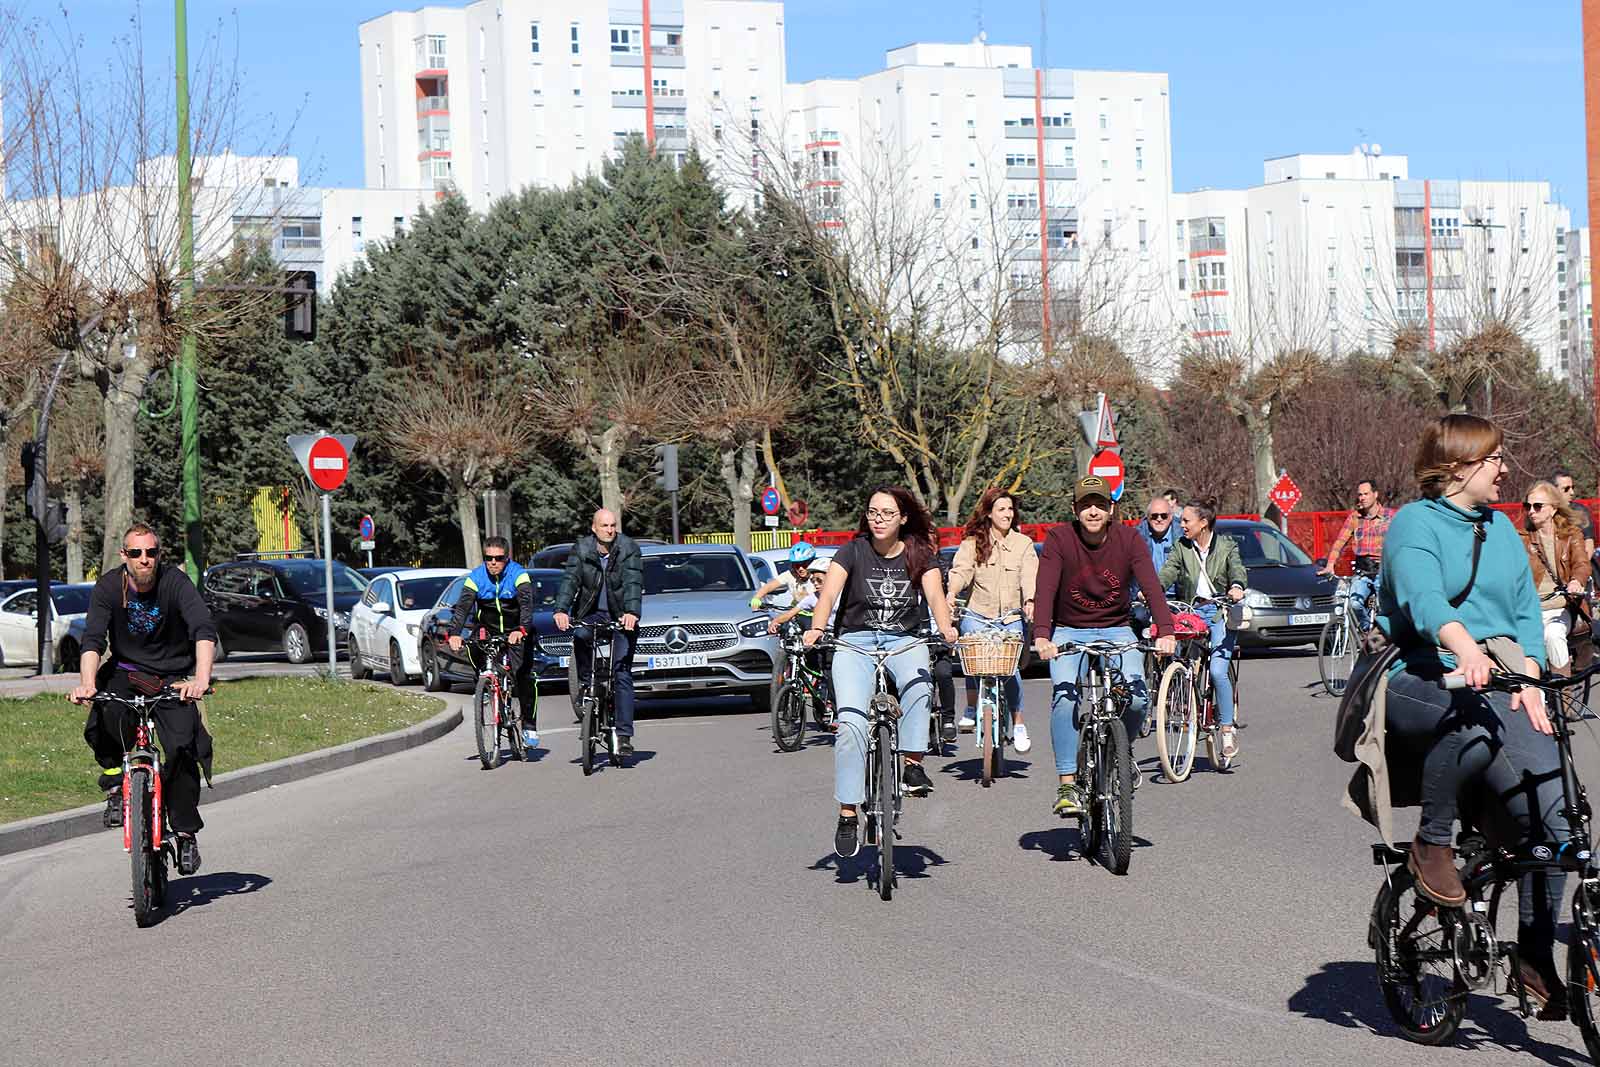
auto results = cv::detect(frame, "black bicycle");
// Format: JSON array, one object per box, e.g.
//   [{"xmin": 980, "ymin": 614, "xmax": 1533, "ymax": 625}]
[
  {"xmin": 88, "ymin": 685, "xmax": 206, "ymax": 928},
  {"xmin": 769, "ymin": 618, "xmax": 835, "ymax": 752},
  {"xmin": 1368, "ymin": 663, "xmax": 1600, "ymax": 1055},
  {"xmin": 574, "ymin": 620, "xmax": 623, "ymax": 775},
  {"xmin": 1056, "ymin": 638, "xmax": 1155, "ymax": 875}
]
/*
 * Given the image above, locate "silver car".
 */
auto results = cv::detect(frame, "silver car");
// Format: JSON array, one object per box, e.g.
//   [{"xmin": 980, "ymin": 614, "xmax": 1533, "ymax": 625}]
[{"xmin": 548, "ymin": 543, "xmax": 779, "ymax": 707}]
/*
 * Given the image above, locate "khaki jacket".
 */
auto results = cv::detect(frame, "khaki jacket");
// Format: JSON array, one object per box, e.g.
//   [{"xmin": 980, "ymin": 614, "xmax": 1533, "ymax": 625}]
[{"xmin": 947, "ymin": 530, "xmax": 1038, "ymax": 619}]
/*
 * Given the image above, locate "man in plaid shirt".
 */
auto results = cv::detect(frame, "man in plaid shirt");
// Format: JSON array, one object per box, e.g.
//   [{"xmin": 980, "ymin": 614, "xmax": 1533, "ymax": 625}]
[{"xmin": 1317, "ymin": 479, "xmax": 1394, "ymax": 632}]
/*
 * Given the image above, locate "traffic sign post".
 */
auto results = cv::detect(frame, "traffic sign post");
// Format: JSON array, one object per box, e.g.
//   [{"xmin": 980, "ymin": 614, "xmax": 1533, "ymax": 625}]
[
  {"xmin": 761, "ymin": 487, "xmax": 781, "ymax": 516},
  {"xmin": 287, "ymin": 433, "xmax": 357, "ymax": 677},
  {"xmin": 359, "ymin": 515, "xmax": 375, "ymax": 568},
  {"xmin": 1269, "ymin": 473, "xmax": 1302, "ymax": 513},
  {"xmin": 1089, "ymin": 448, "xmax": 1126, "ymax": 502}
]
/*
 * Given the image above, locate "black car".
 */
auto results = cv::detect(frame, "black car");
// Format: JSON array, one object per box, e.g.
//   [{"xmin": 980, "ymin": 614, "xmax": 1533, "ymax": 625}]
[
  {"xmin": 201, "ymin": 558, "xmax": 369, "ymax": 663},
  {"xmin": 416, "ymin": 567, "xmax": 570, "ymax": 692},
  {"xmin": 527, "ymin": 539, "xmax": 666, "ymax": 570}
]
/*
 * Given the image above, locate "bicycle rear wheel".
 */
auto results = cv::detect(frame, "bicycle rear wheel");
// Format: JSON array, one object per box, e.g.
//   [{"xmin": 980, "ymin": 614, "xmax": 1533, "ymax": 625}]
[
  {"xmin": 1569, "ymin": 910, "xmax": 1600, "ymax": 1057},
  {"xmin": 1371, "ymin": 864, "xmax": 1465, "ymax": 1044},
  {"xmin": 1098, "ymin": 717, "xmax": 1134, "ymax": 875},
  {"xmin": 772, "ymin": 682, "xmax": 805, "ymax": 752},
  {"xmin": 128, "ymin": 769, "xmax": 158, "ymax": 928},
  {"xmin": 1318, "ymin": 613, "xmax": 1355, "ymax": 697},
  {"xmin": 1155, "ymin": 661, "xmax": 1197, "ymax": 783},
  {"xmin": 979, "ymin": 683, "xmax": 996, "ymax": 787},
  {"xmin": 874, "ymin": 721, "xmax": 896, "ymax": 901},
  {"xmin": 473, "ymin": 677, "xmax": 503, "ymax": 769},
  {"xmin": 579, "ymin": 689, "xmax": 597, "ymax": 776}
]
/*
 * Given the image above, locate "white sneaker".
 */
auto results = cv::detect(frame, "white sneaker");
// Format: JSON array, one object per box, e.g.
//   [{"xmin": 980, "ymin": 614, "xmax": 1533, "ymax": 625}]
[
  {"xmin": 957, "ymin": 714, "xmax": 976, "ymax": 730},
  {"xmin": 1012, "ymin": 722, "xmax": 1032, "ymax": 753}
]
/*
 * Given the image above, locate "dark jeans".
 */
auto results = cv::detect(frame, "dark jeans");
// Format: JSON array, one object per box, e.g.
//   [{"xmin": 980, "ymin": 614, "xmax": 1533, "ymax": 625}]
[
  {"xmin": 1386, "ymin": 668, "xmax": 1566, "ymax": 953},
  {"xmin": 932, "ymin": 649, "xmax": 956, "ymax": 726},
  {"xmin": 83, "ymin": 671, "xmax": 207, "ymax": 834},
  {"xmin": 574, "ymin": 612, "xmax": 637, "ymax": 737},
  {"xmin": 469, "ymin": 637, "xmax": 536, "ymax": 726}
]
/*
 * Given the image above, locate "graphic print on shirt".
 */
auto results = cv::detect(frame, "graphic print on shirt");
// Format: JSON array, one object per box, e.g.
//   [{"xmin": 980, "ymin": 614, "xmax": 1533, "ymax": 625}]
[
  {"xmin": 126, "ymin": 596, "xmax": 163, "ymax": 637},
  {"xmin": 1068, "ymin": 568, "xmax": 1123, "ymax": 612},
  {"xmin": 865, "ymin": 564, "xmax": 914, "ymax": 630}
]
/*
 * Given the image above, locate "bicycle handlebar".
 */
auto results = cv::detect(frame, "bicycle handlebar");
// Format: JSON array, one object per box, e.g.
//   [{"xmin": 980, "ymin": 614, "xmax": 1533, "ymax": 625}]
[
  {"xmin": 1051, "ymin": 639, "xmax": 1160, "ymax": 656},
  {"xmin": 86, "ymin": 685, "xmax": 209, "ymax": 707},
  {"xmin": 1442, "ymin": 661, "xmax": 1600, "ymax": 694}
]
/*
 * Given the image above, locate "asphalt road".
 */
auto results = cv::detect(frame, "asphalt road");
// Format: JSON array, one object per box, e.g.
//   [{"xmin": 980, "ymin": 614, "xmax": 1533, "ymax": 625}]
[{"xmin": 4, "ymin": 651, "xmax": 1600, "ymax": 1065}]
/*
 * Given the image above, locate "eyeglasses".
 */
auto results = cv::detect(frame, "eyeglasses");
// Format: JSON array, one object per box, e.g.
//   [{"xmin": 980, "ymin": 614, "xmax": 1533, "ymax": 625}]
[
  {"xmin": 1146, "ymin": 511, "xmax": 1170, "ymax": 520},
  {"xmin": 122, "ymin": 547, "xmax": 158, "ymax": 559},
  {"xmin": 484, "ymin": 553, "xmax": 508, "ymax": 562},
  {"xmin": 866, "ymin": 508, "xmax": 900, "ymax": 521},
  {"xmin": 1524, "ymin": 502, "xmax": 1550, "ymax": 512},
  {"xmin": 1479, "ymin": 451, "xmax": 1507, "ymax": 467}
]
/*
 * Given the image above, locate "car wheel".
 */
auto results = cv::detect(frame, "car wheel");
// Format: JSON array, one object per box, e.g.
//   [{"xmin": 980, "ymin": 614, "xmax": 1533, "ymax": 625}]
[
  {"xmin": 421, "ymin": 642, "xmax": 447, "ymax": 692},
  {"xmin": 283, "ymin": 623, "xmax": 312, "ymax": 665},
  {"xmin": 348, "ymin": 636, "xmax": 369, "ymax": 680},
  {"xmin": 56, "ymin": 638, "xmax": 78, "ymax": 674},
  {"xmin": 389, "ymin": 639, "xmax": 413, "ymax": 686}
]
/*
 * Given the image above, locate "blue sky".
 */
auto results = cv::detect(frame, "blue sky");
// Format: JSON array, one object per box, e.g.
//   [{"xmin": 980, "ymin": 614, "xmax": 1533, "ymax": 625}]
[{"xmin": 22, "ymin": 0, "xmax": 1589, "ymax": 221}]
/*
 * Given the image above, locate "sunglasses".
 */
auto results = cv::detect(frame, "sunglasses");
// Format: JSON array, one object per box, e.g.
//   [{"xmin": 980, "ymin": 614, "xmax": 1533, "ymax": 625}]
[
  {"xmin": 1147, "ymin": 511, "xmax": 1170, "ymax": 520},
  {"xmin": 1524, "ymin": 502, "xmax": 1550, "ymax": 512},
  {"xmin": 122, "ymin": 547, "xmax": 159, "ymax": 559},
  {"xmin": 484, "ymin": 553, "xmax": 508, "ymax": 562}
]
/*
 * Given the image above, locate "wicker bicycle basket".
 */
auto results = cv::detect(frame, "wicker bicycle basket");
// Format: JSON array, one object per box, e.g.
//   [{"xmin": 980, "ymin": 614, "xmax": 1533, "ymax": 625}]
[{"xmin": 956, "ymin": 632, "xmax": 1024, "ymax": 676}]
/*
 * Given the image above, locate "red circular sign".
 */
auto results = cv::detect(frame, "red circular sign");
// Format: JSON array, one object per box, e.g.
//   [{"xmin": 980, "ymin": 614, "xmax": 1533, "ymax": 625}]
[
  {"xmin": 306, "ymin": 435, "xmax": 350, "ymax": 492},
  {"xmin": 1088, "ymin": 449, "xmax": 1125, "ymax": 497},
  {"xmin": 787, "ymin": 499, "xmax": 809, "ymax": 526}
]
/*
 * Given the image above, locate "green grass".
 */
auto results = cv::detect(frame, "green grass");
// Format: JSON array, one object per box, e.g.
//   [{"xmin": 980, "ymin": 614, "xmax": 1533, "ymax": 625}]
[{"xmin": 0, "ymin": 678, "xmax": 443, "ymax": 824}]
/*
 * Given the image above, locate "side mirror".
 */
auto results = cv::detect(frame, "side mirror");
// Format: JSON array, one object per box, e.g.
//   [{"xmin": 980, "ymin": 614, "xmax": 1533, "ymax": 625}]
[
  {"xmin": 376, "ymin": 602, "xmax": 393, "ymax": 615},
  {"xmin": 1314, "ymin": 557, "xmax": 1328, "ymax": 568}
]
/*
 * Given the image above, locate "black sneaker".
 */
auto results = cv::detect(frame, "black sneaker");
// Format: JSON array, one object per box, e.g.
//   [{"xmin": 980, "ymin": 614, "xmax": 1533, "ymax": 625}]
[
  {"xmin": 619, "ymin": 736, "xmax": 635, "ymax": 757},
  {"xmin": 835, "ymin": 814, "xmax": 861, "ymax": 858},
  {"xmin": 902, "ymin": 761, "xmax": 933, "ymax": 796},
  {"xmin": 102, "ymin": 789, "xmax": 122, "ymax": 828},
  {"xmin": 940, "ymin": 713, "xmax": 958, "ymax": 743},
  {"xmin": 176, "ymin": 834, "xmax": 202, "ymax": 876}
]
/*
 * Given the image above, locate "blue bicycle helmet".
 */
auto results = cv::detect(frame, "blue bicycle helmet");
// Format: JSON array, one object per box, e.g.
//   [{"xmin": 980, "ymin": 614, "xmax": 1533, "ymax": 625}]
[{"xmin": 788, "ymin": 541, "xmax": 818, "ymax": 566}]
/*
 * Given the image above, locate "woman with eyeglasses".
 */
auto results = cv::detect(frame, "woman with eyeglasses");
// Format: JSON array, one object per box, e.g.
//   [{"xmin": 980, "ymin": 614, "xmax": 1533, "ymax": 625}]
[
  {"xmin": 804, "ymin": 487, "xmax": 959, "ymax": 859},
  {"xmin": 1375, "ymin": 414, "xmax": 1565, "ymax": 1012},
  {"xmin": 1517, "ymin": 480, "xmax": 1591, "ymax": 677}
]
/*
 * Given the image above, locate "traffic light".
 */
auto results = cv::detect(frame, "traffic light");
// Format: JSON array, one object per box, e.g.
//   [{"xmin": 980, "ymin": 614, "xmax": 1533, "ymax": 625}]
[
  {"xmin": 20, "ymin": 442, "xmax": 65, "ymax": 541},
  {"xmin": 285, "ymin": 270, "xmax": 317, "ymax": 341},
  {"xmin": 652, "ymin": 444, "xmax": 679, "ymax": 493}
]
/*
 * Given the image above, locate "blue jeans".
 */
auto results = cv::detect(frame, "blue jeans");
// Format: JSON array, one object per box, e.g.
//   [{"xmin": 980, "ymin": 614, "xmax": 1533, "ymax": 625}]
[
  {"xmin": 831, "ymin": 631, "xmax": 932, "ymax": 805},
  {"xmin": 1196, "ymin": 603, "xmax": 1237, "ymax": 728},
  {"xmin": 960, "ymin": 612, "xmax": 1024, "ymax": 721},
  {"xmin": 1349, "ymin": 573, "xmax": 1377, "ymax": 633},
  {"xmin": 1047, "ymin": 625, "xmax": 1148, "ymax": 775},
  {"xmin": 574, "ymin": 612, "xmax": 638, "ymax": 737}
]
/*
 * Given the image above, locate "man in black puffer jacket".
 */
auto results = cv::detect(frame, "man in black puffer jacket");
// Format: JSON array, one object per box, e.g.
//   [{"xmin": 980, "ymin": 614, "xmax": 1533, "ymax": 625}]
[{"xmin": 554, "ymin": 509, "xmax": 644, "ymax": 755}]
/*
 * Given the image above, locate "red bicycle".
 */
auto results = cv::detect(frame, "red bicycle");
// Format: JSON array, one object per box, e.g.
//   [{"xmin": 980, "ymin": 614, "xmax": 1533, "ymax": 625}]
[{"xmin": 91, "ymin": 685, "xmax": 203, "ymax": 928}]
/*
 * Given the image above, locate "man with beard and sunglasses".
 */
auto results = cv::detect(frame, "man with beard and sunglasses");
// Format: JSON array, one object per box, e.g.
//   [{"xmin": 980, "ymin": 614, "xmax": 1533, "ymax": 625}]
[{"xmin": 71, "ymin": 523, "xmax": 217, "ymax": 876}]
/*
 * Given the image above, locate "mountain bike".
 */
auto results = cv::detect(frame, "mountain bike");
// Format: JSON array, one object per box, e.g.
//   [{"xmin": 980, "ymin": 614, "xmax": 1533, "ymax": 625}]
[
  {"xmin": 954, "ymin": 610, "xmax": 1025, "ymax": 787},
  {"xmin": 91, "ymin": 685, "xmax": 206, "ymax": 929},
  {"xmin": 817, "ymin": 633, "xmax": 943, "ymax": 902},
  {"xmin": 465, "ymin": 632, "xmax": 548, "ymax": 770},
  {"xmin": 1319, "ymin": 558, "xmax": 1379, "ymax": 697},
  {"xmin": 574, "ymin": 619, "xmax": 623, "ymax": 775},
  {"xmin": 1368, "ymin": 663, "xmax": 1600, "ymax": 1056},
  {"xmin": 1154, "ymin": 599, "xmax": 1241, "ymax": 782},
  {"xmin": 766, "ymin": 612, "xmax": 835, "ymax": 753},
  {"xmin": 1057, "ymin": 638, "xmax": 1156, "ymax": 875}
]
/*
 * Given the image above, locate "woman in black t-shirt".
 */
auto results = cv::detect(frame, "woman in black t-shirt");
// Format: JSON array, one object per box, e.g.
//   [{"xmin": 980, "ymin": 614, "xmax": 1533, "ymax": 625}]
[{"xmin": 805, "ymin": 487, "xmax": 959, "ymax": 859}]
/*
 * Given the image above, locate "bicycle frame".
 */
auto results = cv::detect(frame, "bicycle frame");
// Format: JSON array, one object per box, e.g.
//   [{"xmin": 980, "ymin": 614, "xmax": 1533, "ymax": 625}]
[{"xmin": 122, "ymin": 709, "xmax": 164, "ymax": 854}]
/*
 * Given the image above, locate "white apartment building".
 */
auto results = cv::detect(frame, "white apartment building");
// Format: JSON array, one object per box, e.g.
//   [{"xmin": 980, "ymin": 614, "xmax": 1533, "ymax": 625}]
[
  {"xmin": 357, "ymin": 0, "xmax": 787, "ymax": 208},
  {"xmin": 782, "ymin": 36, "xmax": 1176, "ymax": 363},
  {"xmin": 1171, "ymin": 147, "xmax": 1573, "ymax": 378},
  {"xmin": 1563, "ymin": 226, "xmax": 1593, "ymax": 382}
]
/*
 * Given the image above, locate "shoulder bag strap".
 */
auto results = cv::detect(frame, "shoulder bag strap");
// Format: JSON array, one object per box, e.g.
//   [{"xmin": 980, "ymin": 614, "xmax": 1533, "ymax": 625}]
[{"xmin": 1448, "ymin": 511, "xmax": 1488, "ymax": 609}]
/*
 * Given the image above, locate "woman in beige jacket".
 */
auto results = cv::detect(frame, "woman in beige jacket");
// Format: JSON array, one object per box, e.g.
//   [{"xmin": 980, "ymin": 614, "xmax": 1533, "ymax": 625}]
[{"xmin": 947, "ymin": 488, "xmax": 1038, "ymax": 751}]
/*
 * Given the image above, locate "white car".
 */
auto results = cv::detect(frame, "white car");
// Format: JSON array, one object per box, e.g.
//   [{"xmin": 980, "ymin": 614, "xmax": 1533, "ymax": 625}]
[
  {"xmin": 3, "ymin": 583, "xmax": 94, "ymax": 671},
  {"xmin": 348, "ymin": 567, "xmax": 465, "ymax": 685},
  {"xmin": 748, "ymin": 546, "xmax": 836, "ymax": 602}
]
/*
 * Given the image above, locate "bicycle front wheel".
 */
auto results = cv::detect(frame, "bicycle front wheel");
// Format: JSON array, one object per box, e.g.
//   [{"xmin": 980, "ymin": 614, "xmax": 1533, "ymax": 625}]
[
  {"xmin": 1155, "ymin": 661, "xmax": 1197, "ymax": 783},
  {"xmin": 128, "ymin": 769, "xmax": 158, "ymax": 928},
  {"xmin": 874, "ymin": 721, "xmax": 896, "ymax": 902},
  {"xmin": 1098, "ymin": 717, "xmax": 1134, "ymax": 875},
  {"xmin": 1318, "ymin": 613, "xmax": 1355, "ymax": 697},
  {"xmin": 473, "ymin": 676, "xmax": 503, "ymax": 770},
  {"xmin": 772, "ymin": 683, "xmax": 805, "ymax": 752},
  {"xmin": 1569, "ymin": 911, "xmax": 1600, "ymax": 1057},
  {"xmin": 579, "ymin": 689, "xmax": 597, "ymax": 776},
  {"xmin": 979, "ymin": 683, "xmax": 996, "ymax": 787}
]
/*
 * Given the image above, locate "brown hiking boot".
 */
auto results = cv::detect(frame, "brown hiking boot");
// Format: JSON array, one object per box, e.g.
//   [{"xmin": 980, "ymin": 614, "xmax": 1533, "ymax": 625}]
[
  {"xmin": 1407, "ymin": 837, "xmax": 1466, "ymax": 907},
  {"xmin": 1517, "ymin": 959, "xmax": 1568, "ymax": 1020}
]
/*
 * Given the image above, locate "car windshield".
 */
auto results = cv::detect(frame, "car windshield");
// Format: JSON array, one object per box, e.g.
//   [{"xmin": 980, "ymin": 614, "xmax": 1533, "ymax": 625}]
[
  {"xmin": 397, "ymin": 576, "xmax": 457, "ymax": 611},
  {"xmin": 277, "ymin": 562, "xmax": 368, "ymax": 596},
  {"xmin": 50, "ymin": 587, "xmax": 92, "ymax": 615},
  {"xmin": 1221, "ymin": 526, "xmax": 1313, "ymax": 567},
  {"xmin": 643, "ymin": 553, "xmax": 752, "ymax": 594}
]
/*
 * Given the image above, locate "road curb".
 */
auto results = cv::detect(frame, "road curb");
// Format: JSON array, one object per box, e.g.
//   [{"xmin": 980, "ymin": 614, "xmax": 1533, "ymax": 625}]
[{"xmin": 0, "ymin": 697, "xmax": 462, "ymax": 858}]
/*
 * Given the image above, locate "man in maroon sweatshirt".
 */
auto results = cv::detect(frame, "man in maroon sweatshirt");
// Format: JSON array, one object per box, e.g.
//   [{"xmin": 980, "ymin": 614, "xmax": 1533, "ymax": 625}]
[{"xmin": 1032, "ymin": 476, "xmax": 1176, "ymax": 816}]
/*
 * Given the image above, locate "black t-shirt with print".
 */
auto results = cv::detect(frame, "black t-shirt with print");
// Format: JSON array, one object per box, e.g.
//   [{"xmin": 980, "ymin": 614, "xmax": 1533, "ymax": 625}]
[
  {"xmin": 832, "ymin": 537, "xmax": 924, "ymax": 636},
  {"xmin": 81, "ymin": 564, "xmax": 219, "ymax": 677}
]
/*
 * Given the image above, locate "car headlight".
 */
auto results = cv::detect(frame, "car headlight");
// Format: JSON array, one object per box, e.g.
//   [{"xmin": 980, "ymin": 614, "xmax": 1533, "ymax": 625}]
[
  {"xmin": 406, "ymin": 623, "xmax": 420, "ymax": 636},
  {"xmin": 337, "ymin": 612, "xmax": 351, "ymax": 628},
  {"xmin": 313, "ymin": 606, "xmax": 329, "ymax": 619},
  {"xmin": 1243, "ymin": 590, "xmax": 1273, "ymax": 609},
  {"xmin": 738, "ymin": 616, "xmax": 770, "ymax": 638}
]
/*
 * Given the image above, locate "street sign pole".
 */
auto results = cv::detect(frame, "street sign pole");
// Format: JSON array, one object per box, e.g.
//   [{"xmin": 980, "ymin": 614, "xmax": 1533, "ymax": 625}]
[
  {"xmin": 175, "ymin": 0, "xmax": 203, "ymax": 582},
  {"xmin": 322, "ymin": 491, "xmax": 336, "ymax": 675}
]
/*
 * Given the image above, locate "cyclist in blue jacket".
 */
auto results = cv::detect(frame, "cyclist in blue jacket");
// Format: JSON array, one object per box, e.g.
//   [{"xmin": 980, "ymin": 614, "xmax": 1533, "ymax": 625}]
[{"xmin": 449, "ymin": 536, "xmax": 540, "ymax": 747}]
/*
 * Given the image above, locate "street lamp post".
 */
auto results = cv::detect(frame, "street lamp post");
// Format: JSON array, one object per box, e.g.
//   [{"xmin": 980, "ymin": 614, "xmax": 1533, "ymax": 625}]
[{"xmin": 175, "ymin": 0, "xmax": 202, "ymax": 581}]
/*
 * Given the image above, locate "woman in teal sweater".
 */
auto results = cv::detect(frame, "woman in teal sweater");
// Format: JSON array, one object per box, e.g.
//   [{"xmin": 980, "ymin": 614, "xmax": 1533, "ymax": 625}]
[{"xmin": 1377, "ymin": 413, "xmax": 1564, "ymax": 1013}]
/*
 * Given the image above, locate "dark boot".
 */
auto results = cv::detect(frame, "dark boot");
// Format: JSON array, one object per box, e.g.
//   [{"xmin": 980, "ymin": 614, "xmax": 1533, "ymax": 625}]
[
  {"xmin": 1407, "ymin": 837, "xmax": 1466, "ymax": 907},
  {"xmin": 1517, "ymin": 956, "xmax": 1568, "ymax": 1020}
]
